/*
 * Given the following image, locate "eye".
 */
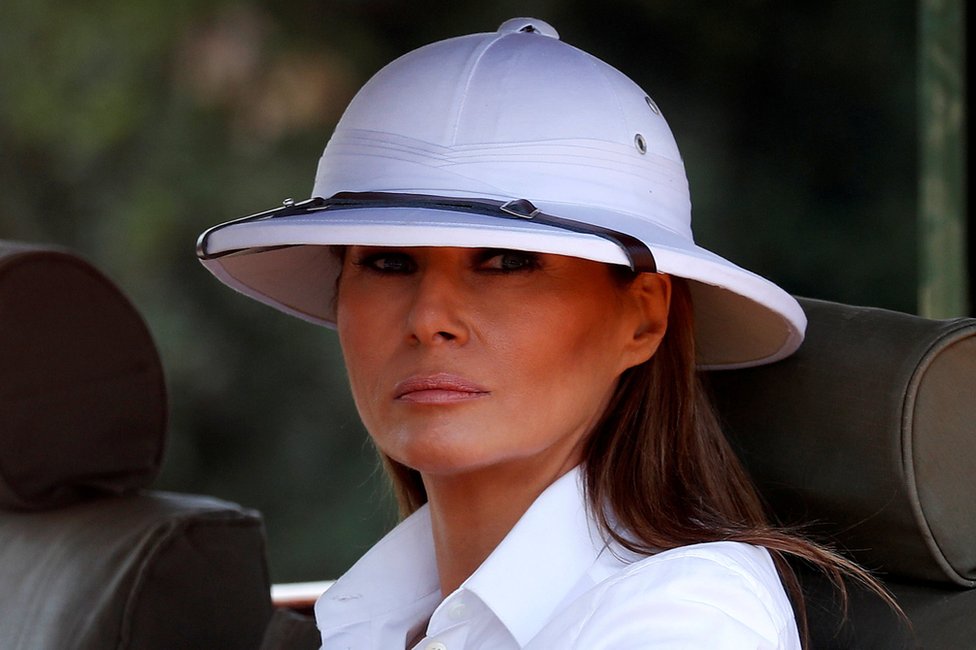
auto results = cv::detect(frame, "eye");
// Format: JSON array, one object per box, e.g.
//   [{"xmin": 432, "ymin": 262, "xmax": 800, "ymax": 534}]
[
  {"xmin": 479, "ymin": 249, "xmax": 541, "ymax": 272},
  {"xmin": 354, "ymin": 251, "xmax": 417, "ymax": 274}
]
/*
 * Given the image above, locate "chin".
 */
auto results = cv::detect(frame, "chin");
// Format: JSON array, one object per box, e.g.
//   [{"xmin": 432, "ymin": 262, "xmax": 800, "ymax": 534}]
[
  {"xmin": 376, "ymin": 422, "xmax": 493, "ymax": 469},
  {"xmin": 384, "ymin": 438, "xmax": 503, "ymax": 478},
  {"xmin": 392, "ymin": 450, "xmax": 494, "ymax": 477}
]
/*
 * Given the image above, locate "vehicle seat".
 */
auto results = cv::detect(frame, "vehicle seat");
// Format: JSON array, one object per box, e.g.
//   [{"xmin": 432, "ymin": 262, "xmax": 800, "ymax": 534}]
[
  {"xmin": 710, "ymin": 297, "xmax": 976, "ymax": 648},
  {"xmin": 0, "ymin": 241, "xmax": 274, "ymax": 649}
]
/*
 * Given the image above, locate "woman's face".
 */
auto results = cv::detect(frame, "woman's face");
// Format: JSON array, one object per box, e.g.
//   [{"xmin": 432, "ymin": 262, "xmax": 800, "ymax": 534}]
[{"xmin": 336, "ymin": 246, "xmax": 670, "ymax": 481}]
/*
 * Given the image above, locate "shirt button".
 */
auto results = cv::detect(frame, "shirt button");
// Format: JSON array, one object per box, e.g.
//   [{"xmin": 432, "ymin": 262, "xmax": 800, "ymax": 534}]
[
  {"xmin": 448, "ymin": 601, "xmax": 466, "ymax": 620},
  {"xmin": 425, "ymin": 643, "xmax": 448, "ymax": 650}
]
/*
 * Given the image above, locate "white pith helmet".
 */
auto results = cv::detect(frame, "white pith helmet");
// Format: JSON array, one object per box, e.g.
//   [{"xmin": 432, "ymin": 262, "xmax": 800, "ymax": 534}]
[{"xmin": 197, "ymin": 17, "xmax": 806, "ymax": 369}]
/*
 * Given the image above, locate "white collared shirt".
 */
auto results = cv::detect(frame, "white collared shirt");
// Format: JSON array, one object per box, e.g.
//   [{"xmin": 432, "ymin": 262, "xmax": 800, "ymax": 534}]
[{"xmin": 316, "ymin": 468, "xmax": 801, "ymax": 649}]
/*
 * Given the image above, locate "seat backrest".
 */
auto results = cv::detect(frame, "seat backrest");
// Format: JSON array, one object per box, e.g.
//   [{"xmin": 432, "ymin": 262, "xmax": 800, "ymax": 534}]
[
  {"xmin": 0, "ymin": 241, "xmax": 273, "ymax": 650},
  {"xmin": 709, "ymin": 297, "xmax": 976, "ymax": 648}
]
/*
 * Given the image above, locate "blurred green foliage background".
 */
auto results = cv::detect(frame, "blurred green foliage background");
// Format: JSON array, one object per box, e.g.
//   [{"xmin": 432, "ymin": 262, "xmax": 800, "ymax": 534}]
[{"xmin": 1, "ymin": 0, "xmax": 916, "ymax": 582}]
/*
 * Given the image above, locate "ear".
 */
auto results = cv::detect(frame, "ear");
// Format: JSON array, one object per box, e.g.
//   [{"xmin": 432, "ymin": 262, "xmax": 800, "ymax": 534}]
[{"xmin": 619, "ymin": 272, "xmax": 671, "ymax": 371}]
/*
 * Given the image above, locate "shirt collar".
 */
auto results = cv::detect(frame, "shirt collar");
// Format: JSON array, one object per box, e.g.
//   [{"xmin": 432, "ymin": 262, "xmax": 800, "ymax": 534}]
[
  {"xmin": 459, "ymin": 466, "xmax": 609, "ymax": 646},
  {"xmin": 315, "ymin": 504, "xmax": 441, "ymax": 638},
  {"xmin": 315, "ymin": 465, "xmax": 612, "ymax": 647}
]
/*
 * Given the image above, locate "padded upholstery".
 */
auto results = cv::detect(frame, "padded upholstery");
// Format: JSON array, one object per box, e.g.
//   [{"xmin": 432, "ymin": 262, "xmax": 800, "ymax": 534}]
[
  {"xmin": 0, "ymin": 242, "xmax": 166, "ymax": 510},
  {"xmin": 259, "ymin": 609, "xmax": 322, "ymax": 650},
  {"xmin": 0, "ymin": 241, "xmax": 273, "ymax": 649},
  {"xmin": 0, "ymin": 493, "xmax": 272, "ymax": 649},
  {"xmin": 710, "ymin": 297, "xmax": 976, "ymax": 647}
]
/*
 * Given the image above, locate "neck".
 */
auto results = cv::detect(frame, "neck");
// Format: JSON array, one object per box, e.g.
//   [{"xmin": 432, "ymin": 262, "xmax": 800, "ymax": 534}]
[{"xmin": 423, "ymin": 458, "xmax": 578, "ymax": 597}]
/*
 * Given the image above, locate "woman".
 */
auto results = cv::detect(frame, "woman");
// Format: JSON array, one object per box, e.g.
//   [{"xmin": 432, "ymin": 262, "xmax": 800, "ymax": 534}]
[{"xmin": 197, "ymin": 18, "xmax": 888, "ymax": 648}]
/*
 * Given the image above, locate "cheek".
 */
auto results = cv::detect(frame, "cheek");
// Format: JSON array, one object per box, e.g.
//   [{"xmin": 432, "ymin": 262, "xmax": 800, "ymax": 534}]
[
  {"xmin": 336, "ymin": 271, "xmax": 406, "ymax": 357},
  {"xmin": 336, "ymin": 290, "xmax": 394, "ymax": 415},
  {"xmin": 530, "ymin": 292, "xmax": 624, "ymax": 360},
  {"xmin": 338, "ymin": 324, "xmax": 374, "ymax": 387},
  {"xmin": 495, "ymin": 297, "xmax": 624, "ymax": 406}
]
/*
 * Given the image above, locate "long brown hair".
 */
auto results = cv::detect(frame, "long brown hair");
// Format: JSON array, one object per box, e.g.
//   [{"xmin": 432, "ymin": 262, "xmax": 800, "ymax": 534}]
[{"xmin": 376, "ymin": 274, "xmax": 897, "ymax": 646}]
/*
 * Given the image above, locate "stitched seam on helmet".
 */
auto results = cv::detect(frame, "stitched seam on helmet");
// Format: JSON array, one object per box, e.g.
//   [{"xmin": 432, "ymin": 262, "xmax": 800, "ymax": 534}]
[{"xmin": 449, "ymin": 35, "xmax": 502, "ymax": 146}]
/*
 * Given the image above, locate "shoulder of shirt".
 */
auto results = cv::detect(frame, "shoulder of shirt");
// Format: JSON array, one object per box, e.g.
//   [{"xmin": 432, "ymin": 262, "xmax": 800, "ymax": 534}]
[
  {"xmin": 567, "ymin": 540, "xmax": 799, "ymax": 647},
  {"xmin": 621, "ymin": 540, "xmax": 780, "ymax": 580},
  {"xmin": 606, "ymin": 540, "xmax": 787, "ymax": 605}
]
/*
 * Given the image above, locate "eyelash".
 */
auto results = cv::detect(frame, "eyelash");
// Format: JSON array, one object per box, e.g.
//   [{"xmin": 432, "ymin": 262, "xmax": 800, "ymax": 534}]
[
  {"xmin": 354, "ymin": 252, "xmax": 416, "ymax": 274},
  {"xmin": 353, "ymin": 249, "xmax": 542, "ymax": 275},
  {"xmin": 478, "ymin": 250, "xmax": 541, "ymax": 273}
]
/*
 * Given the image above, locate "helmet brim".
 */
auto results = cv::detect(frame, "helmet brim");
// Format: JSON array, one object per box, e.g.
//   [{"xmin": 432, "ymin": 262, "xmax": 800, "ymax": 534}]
[{"xmin": 200, "ymin": 199, "xmax": 805, "ymax": 370}]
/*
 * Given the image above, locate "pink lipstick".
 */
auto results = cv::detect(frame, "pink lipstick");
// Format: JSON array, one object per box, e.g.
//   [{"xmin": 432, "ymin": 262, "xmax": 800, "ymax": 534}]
[{"xmin": 394, "ymin": 373, "xmax": 490, "ymax": 404}]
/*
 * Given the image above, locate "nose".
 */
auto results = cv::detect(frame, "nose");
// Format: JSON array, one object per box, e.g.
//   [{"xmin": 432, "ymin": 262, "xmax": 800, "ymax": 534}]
[{"xmin": 405, "ymin": 265, "xmax": 470, "ymax": 347}]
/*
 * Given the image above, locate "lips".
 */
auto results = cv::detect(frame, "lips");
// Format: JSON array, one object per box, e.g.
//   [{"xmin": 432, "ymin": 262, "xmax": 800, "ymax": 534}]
[{"xmin": 394, "ymin": 373, "xmax": 490, "ymax": 403}]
